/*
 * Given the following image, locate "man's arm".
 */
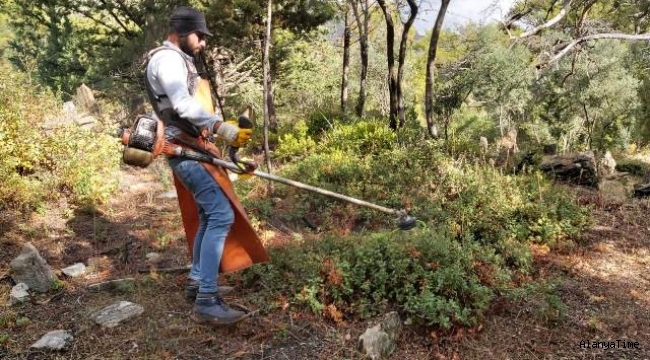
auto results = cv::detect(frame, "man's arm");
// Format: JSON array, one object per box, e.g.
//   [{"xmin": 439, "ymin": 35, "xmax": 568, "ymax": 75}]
[{"xmin": 150, "ymin": 52, "xmax": 220, "ymax": 133}]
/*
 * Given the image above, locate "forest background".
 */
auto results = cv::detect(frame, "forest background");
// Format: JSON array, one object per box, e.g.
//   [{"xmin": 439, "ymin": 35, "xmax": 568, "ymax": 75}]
[{"xmin": 1, "ymin": 0, "xmax": 650, "ymax": 358}]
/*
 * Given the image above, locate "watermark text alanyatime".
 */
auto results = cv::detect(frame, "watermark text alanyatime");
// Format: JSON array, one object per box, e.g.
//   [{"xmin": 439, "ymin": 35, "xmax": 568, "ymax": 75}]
[{"xmin": 580, "ymin": 340, "xmax": 640, "ymax": 350}]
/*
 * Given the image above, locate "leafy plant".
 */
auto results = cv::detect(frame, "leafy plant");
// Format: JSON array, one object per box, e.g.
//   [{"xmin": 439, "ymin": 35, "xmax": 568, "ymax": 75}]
[{"xmin": 0, "ymin": 64, "xmax": 120, "ymax": 211}]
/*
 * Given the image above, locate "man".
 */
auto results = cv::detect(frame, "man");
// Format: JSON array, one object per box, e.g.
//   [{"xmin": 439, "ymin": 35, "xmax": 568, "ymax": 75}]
[{"xmin": 145, "ymin": 6, "xmax": 268, "ymax": 326}]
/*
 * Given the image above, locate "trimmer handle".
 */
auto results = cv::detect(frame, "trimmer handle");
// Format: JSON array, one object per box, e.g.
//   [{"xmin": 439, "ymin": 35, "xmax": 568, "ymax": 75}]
[
  {"xmin": 226, "ymin": 114, "xmax": 257, "ymax": 173},
  {"xmin": 237, "ymin": 115, "xmax": 254, "ymax": 130}
]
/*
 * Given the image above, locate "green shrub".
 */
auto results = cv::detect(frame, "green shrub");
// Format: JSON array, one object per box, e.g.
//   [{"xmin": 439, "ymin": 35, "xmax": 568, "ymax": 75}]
[
  {"xmin": 243, "ymin": 229, "xmax": 494, "ymax": 328},
  {"xmin": 503, "ymin": 279, "xmax": 568, "ymax": 325},
  {"xmin": 0, "ymin": 65, "xmax": 120, "ymax": 209},
  {"xmin": 320, "ymin": 119, "xmax": 397, "ymax": 155},
  {"xmin": 616, "ymin": 158, "xmax": 650, "ymax": 177},
  {"xmin": 42, "ymin": 126, "xmax": 121, "ymax": 206},
  {"xmin": 306, "ymin": 109, "xmax": 337, "ymax": 138},
  {"xmin": 275, "ymin": 140, "xmax": 588, "ymax": 249},
  {"xmin": 240, "ymin": 111, "xmax": 589, "ymax": 329},
  {"xmin": 274, "ymin": 119, "xmax": 317, "ymax": 161},
  {"xmin": 241, "ymin": 125, "xmax": 588, "ymax": 327}
]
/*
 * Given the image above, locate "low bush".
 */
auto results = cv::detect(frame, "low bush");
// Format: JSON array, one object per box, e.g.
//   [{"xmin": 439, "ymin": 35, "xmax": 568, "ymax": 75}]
[
  {"xmin": 616, "ymin": 158, "xmax": 650, "ymax": 177},
  {"xmin": 241, "ymin": 118, "xmax": 590, "ymax": 327},
  {"xmin": 0, "ymin": 65, "xmax": 120, "ymax": 210},
  {"xmin": 274, "ymin": 120, "xmax": 317, "ymax": 161},
  {"xmin": 243, "ymin": 229, "xmax": 495, "ymax": 328}
]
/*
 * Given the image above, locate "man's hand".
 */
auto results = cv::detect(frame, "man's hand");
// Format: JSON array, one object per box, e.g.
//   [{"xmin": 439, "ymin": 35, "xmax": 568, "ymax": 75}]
[
  {"xmin": 226, "ymin": 119, "xmax": 253, "ymax": 148},
  {"xmin": 214, "ymin": 121, "xmax": 251, "ymax": 147}
]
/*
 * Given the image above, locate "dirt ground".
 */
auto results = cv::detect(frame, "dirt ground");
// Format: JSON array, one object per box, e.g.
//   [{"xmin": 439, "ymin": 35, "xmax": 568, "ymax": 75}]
[{"xmin": 1, "ymin": 164, "xmax": 649, "ymax": 359}]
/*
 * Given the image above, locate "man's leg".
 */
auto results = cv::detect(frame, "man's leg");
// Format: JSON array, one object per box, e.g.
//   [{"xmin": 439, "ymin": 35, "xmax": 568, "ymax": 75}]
[
  {"xmin": 170, "ymin": 157, "xmax": 205, "ymax": 284},
  {"xmin": 168, "ymin": 158, "xmax": 246, "ymax": 325},
  {"xmin": 185, "ymin": 211, "xmax": 206, "ymax": 299}
]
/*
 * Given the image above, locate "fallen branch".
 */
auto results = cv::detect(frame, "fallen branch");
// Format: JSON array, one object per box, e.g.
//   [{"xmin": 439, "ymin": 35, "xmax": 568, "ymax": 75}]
[
  {"xmin": 88, "ymin": 278, "xmax": 135, "ymax": 292},
  {"xmin": 137, "ymin": 265, "xmax": 191, "ymax": 274},
  {"xmin": 33, "ymin": 291, "xmax": 65, "ymax": 305}
]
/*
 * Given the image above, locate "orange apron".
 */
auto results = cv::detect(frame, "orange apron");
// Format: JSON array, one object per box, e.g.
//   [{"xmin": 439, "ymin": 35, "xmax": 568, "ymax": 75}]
[{"xmin": 173, "ymin": 78, "xmax": 269, "ymax": 273}]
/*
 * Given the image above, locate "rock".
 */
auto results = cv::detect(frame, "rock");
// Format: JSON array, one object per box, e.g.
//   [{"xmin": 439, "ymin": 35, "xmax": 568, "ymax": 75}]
[
  {"xmin": 91, "ymin": 301, "xmax": 144, "ymax": 328},
  {"xmin": 599, "ymin": 151, "xmax": 617, "ymax": 176},
  {"xmin": 75, "ymin": 115, "xmax": 97, "ymax": 130},
  {"xmin": 156, "ymin": 191, "xmax": 177, "ymax": 199},
  {"xmin": 539, "ymin": 151, "xmax": 599, "ymax": 187},
  {"xmin": 145, "ymin": 252, "xmax": 163, "ymax": 264},
  {"xmin": 61, "ymin": 263, "xmax": 87, "ymax": 278},
  {"xmin": 10, "ymin": 243, "xmax": 58, "ymax": 293},
  {"xmin": 380, "ymin": 312, "xmax": 402, "ymax": 343},
  {"xmin": 88, "ymin": 278, "xmax": 135, "ymax": 292},
  {"xmin": 634, "ymin": 183, "xmax": 650, "ymax": 198},
  {"xmin": 62, "ymin": 101, "xmax": 77, "ymax": 115},
  {"xmin": 30, "ymin": 330, "xmax": 73, "ymax": 351},
  {"xmin": 358, "ymin": 312, "xmax": 402, "ymax": 359},
  {"xmin": 75, "ymin": 84, "xmax": 100, "ymax": 115},
  {"xmin": 358, "ymin": 324, "xmax": 392, "ymax": 360},
  {"xmin": 10, "ymin": 283, "xmax": 30, "ymax": 305}
]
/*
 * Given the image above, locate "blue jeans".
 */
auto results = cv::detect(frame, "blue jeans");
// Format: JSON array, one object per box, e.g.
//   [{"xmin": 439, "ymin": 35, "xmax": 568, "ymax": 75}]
[{"xmin": 168, "ymin": 157, "xmax": 234, "ymax": 293}]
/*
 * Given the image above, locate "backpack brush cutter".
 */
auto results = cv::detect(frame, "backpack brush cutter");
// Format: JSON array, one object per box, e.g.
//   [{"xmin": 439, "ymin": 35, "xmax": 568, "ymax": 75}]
[{"xmin": 119, "ymin": 116, "xmax": 417, "ymax": 231}]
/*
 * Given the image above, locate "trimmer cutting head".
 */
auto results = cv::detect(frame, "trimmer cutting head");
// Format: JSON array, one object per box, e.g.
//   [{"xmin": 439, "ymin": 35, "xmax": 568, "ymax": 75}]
[{"xmin": 397, "ymin": 214, "xmax": 417, "ymax": 230}]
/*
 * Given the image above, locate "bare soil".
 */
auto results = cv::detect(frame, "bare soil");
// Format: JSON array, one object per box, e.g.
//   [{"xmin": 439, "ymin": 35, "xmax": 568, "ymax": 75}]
[{"xmin": 1, "ymin": 164, "xmax": 649, "ymax": 359}]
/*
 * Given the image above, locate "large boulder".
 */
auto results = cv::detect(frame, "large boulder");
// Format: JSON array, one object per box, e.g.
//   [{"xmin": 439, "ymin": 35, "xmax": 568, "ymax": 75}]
[
  {"xmin": 10, "ymin": 243, "xmax": 58, "ymax": 293},
  {"xmin": 539, "ymin": 151, "xmax": 599, "ymax": 187}
]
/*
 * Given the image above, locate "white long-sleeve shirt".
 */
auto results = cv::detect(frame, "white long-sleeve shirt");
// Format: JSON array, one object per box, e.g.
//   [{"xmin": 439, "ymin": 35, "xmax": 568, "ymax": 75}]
[{"xmin": 146, "ymin": 41, "xmax": 221, "ymax": 135}]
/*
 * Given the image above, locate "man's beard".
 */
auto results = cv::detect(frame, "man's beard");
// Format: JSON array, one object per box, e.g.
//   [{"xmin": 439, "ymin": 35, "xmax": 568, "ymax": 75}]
[{"xmin": 179, "ymin": 37, "xmax": 195, "ymax": 56}]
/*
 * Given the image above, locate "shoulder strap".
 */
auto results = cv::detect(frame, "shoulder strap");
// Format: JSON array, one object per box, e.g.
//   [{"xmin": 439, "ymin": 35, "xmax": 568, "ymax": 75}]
[
  {"xmin": 144, "ymin": 46, "xmax": 201, "ymax": 137},
  {"xmin": 144, "ymin": 46, "xmax": 195, "ymax": 118}
]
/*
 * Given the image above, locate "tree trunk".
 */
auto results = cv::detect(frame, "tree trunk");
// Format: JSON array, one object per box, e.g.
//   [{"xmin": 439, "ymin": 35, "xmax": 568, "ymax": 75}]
[
  {"xmin": 377, "ymin": 0, "xmax": 398, "ymax": 130},
  {"xmin": 268, "ymin": 78, "xmax": 278, "ymax": 132},
  {"xmin": 397, "ymin": 0, "xmax": 418, "ymax": 128},
  {"xmin": 262, "ymin": 0, "xmax": 274, "ymax": 177},
  {"xmin": 425, "ymin": 0, "xmax": 451, "ymax": 138},
  {"xmin": 351, "ymin": 0, "xmax": 369, "ymax": 118},
  {"xmin": 143, "ymin": 0, "xmax": 161, "ymax": 48},
  {"xmin": 341, "ymin": 9, "xmax": 351, "ymax": 114}
]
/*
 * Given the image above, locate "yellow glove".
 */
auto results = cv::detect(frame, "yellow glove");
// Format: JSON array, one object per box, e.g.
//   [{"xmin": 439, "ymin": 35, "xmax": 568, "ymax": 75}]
[{"xmin": 226, "ymin": 119, "xmax": 253, "ymax": 148}]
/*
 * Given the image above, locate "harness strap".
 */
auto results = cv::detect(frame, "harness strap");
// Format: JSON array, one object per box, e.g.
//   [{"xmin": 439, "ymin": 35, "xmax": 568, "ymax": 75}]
[{"xmin": 144, "ymin": 46, "xmax": 201, "ymax": 137}]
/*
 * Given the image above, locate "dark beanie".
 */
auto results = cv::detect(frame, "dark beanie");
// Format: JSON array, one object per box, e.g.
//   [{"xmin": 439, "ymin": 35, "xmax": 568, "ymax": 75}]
[{"xmin": 169, "ymin": 7, "xmax": 213, "ymax": 36}]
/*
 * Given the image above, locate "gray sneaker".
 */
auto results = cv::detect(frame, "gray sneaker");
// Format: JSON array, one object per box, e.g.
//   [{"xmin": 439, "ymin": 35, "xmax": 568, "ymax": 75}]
[
  {"xmin": 185, "ymin": 280, "xmax": 234, "ymax": 301},
  {"xmin": 192, "ymin": 292, "xmax": 247, "ymax": 326}
]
